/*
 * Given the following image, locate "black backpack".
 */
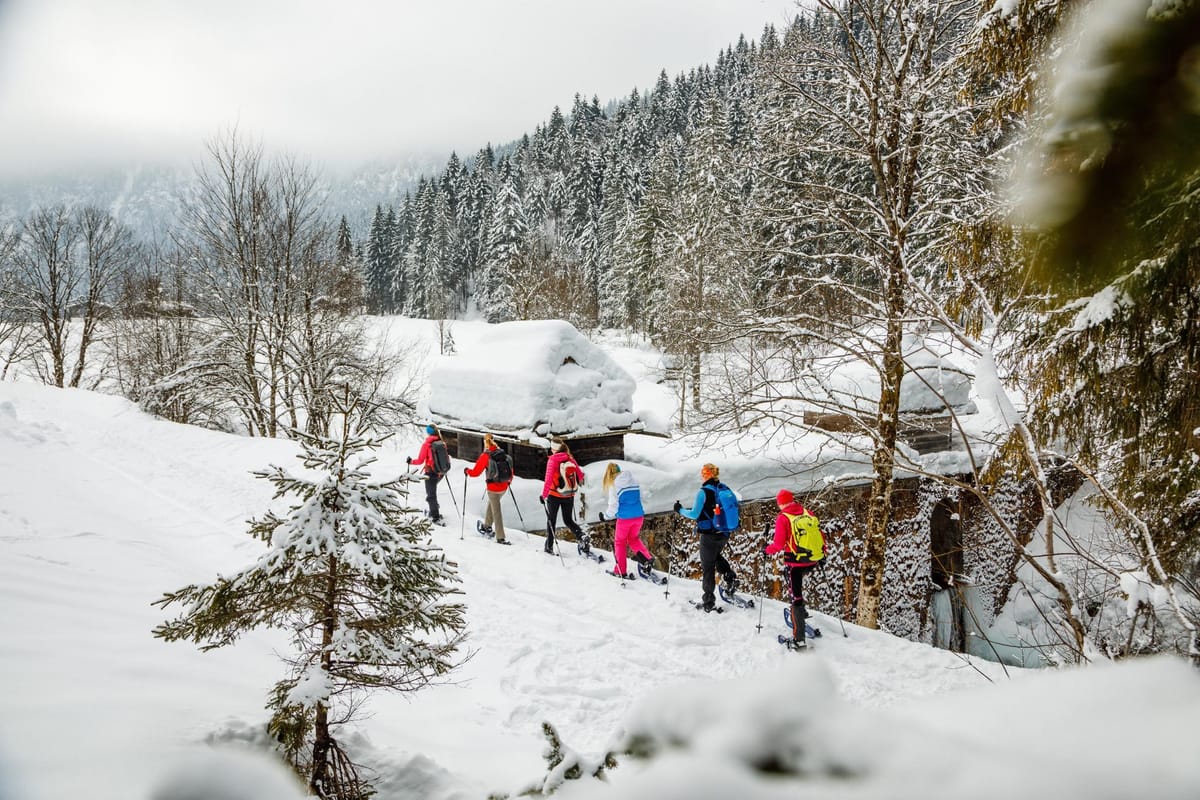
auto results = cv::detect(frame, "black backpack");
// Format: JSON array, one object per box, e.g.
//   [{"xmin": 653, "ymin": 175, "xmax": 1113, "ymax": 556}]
[
  {"xmin": 431, "ymin": 439, "xmax": 451, "ymax": 475},
  {"xmin": 485, "ymin": 449, "xmax": 513, "ymax": 483}
]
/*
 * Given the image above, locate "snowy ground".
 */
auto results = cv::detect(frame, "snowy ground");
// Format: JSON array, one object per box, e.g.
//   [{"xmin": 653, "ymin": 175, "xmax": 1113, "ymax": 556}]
[{"xmin": 2, "ymin": 320, "xmax": 1199, "ymax": 799}]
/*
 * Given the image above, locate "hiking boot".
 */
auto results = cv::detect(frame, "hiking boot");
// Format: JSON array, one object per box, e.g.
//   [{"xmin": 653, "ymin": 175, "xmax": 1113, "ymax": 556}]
[
  {"xmin": 724, "ymin": 576, "xmax": 738, "ymax": 596},
  {"xmin": 496, "ymin": 539, "xmax": 512, "ymax": 546},
  {"xmin": 607, "ymin": 569, "xmax": 633, "ymax": 580}
]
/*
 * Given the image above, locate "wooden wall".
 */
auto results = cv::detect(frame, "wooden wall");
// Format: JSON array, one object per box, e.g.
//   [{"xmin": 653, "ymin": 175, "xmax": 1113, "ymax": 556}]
[{"xmin": 440, "ymin": 427, "xmax": 626, "ymax": 481}]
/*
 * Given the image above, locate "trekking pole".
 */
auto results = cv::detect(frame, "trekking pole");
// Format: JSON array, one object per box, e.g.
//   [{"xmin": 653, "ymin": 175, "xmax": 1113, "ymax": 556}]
[
  {"xmin": 838, "ymin": 573, "xmax": 851, "ymax": 638},
  {"xmin": 665, "ymin": 514, "xmax": 676, "ymax": 600},
  {"xmin": 444, "ymin": 473, "xmax": 460, "ymax": 517},
  {"xmin": 756, "ymin": 523, "xmax": 770, "ymax": 633},
  {"xmin": 460, "ymin": 472, "xmax": 468, "ymax": 540},
  {"xmin": 507, "ymin": 485, "xmax": 529, "ymax": 538}
]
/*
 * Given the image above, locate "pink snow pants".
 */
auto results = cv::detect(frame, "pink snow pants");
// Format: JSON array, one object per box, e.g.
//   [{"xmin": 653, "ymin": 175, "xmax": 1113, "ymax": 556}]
[{"xmin": 613, "ymin": 516, "xmax": 651, "ymax": 575}]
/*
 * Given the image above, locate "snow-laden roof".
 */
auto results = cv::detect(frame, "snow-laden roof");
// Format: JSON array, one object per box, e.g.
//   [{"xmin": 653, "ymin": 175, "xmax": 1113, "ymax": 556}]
[
  {"xmin": 428, "ymin": 320, "xmax": 638, "ymax": 437},
  {"xmin": 810, "ymin": 329, "xmax": 975, "ymax": 416}
]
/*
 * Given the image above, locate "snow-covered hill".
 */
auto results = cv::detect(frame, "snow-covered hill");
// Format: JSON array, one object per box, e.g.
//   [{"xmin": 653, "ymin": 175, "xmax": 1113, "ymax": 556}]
[{"xmin": 2, "ymin": 379, "xmax": 1198, "ymax": 800}]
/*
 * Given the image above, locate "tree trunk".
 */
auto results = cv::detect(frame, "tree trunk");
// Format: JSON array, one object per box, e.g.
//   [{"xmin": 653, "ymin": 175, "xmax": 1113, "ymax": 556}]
[
  {"xmin": 308, "ymin": 556, "xmax": 338, "ymax": 797},
  {"xmin": 855, "ymin": 253, "xmax": 906, "ymax": 629}
]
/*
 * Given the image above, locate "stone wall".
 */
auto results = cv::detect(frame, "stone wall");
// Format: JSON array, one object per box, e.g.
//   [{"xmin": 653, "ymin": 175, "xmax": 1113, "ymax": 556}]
[{"xmin": 559, "ymin": 469, "xmax": 1079, "ymax": 646}]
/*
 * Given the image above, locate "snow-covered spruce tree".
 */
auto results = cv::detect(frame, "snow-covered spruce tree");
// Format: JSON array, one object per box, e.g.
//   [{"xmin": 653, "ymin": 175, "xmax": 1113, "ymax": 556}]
[
  {"xmin": 477, "ymin": 167, "xmax": 527, "ymax": 322},
  {"xmin": 364, "ymin": 205, "xmax": 393, "ymax": 314},
  {"xmin": 153, "ymin": 416, "xmax": 467, "ymax": 799},
  {"xmin": 655, "ymin": 94, "xmax": 747, "ymax": 420}
]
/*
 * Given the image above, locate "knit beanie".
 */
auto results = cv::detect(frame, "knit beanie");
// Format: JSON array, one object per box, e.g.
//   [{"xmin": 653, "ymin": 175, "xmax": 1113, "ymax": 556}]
[
  {"xmin": 425, "ymin": 424, "xmax": 436, "ymax": 435},
  {"xmin": 776, "ymin": 489, "xmax": 795, "ymax": 506}
]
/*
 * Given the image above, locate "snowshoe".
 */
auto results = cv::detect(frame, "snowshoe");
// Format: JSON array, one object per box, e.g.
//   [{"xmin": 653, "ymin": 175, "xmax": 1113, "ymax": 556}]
[
  {"xmin": 718, "ymin": 584, "xmax": 754, "ymax": 609},
  {"xmin": 577, "ymin": 538, "xmax": 604, "ymax": 563},
  {"xmin": 778, "ymin": 634, "xmax": 810, "ymax": 652},
  {"xmin": 692, "ymin": 601, "xmax": 724, "ymax": 614},
  {"xmin": 475, "ymin": 520, "xmax": 495, "ymax": 539},
  {"xmin": 607, "ymin": 569, "xmax": 635, "ymax": 581},
  {"xmin": 783, "ymin": 608, "xmax": 822, "ymax": 639}
]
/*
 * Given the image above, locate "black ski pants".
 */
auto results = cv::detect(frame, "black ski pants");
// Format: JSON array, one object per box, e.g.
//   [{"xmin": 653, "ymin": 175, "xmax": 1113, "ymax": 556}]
[
  {"xmin": 699, "ymin": 531, "xmax": 736, "ymax": 609},
  {"xmin": 544, "ymin": 495, "xmax": 583, "ymax": 553},
  {"xmin": 424, "ymin": 471, "xmax": 443, "ymax": 520},
  {"xmin": 785, "ymin": 563, "xmax": 818, "ymax": 641}
]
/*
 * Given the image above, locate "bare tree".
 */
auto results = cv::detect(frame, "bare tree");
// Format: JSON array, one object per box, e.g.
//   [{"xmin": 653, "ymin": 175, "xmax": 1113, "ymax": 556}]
[
  {"xmin": 7, "ymin": 206, "xmax": 132, "ymax": 387},
  {"xmin": 107, "ymin": 246, "xmax": 205, "ymax": 424},
  {"xmin": 169, "ymin": 130, "xmax": 407, "ymax": 440},
  {"xmin": 0, "ymin": 221, "xmax": 39, "ymax": 378},
  {"xmin": 728, "ymin": 0, "xmax": 986, "ymax": 628},
  {"xmin": 175, "ymin": 132, "xmax": 328, "ymax": 436},
  {"xmin": 70, "ymin": 207, "xmax": 136, "ymax": 387}
]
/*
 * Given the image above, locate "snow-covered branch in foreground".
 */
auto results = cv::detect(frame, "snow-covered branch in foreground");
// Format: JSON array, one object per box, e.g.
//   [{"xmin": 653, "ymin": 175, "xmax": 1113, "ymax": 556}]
[{"xmin": 552, "ymin": 657, "xmax": 1200, "ymax": 799}]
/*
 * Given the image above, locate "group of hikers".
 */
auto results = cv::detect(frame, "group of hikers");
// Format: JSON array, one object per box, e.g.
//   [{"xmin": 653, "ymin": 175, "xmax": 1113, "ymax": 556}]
[{"xmin": 408, "ymin": 425, "xmax": 826, "ymax": 649}]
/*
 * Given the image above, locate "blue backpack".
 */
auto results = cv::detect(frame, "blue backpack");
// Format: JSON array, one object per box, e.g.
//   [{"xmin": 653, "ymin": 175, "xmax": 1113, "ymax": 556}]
[{"xmin": 705, "ymin": 482, "xmax": 741, "ymax": 534}]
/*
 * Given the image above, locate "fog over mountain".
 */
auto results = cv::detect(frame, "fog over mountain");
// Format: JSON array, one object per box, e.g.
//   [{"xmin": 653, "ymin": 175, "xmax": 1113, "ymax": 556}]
[{"xmin": 0, "ymin": 155, "xmax": 445, "ymax": 240}]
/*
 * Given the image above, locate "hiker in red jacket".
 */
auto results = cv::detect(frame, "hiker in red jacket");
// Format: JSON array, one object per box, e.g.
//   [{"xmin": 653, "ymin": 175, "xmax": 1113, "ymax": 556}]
[
  {"xmin": 464, "ymin": 433, "xmax": 513, "ymax": 545},
  {"xmin": 764, "ymin": 489, "xmax": 826, "ymax": 649},
  {"xmin": 540, "ymin": 438, "xmax": 588, "ymax": 556},
  {"xmin": 407, "ymin": 424, "xmax": 447, "ymax": 525}
]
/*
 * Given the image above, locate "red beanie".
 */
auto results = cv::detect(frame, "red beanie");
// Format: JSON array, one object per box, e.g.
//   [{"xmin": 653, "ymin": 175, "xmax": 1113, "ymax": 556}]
[{"xmin": 776, "ymin": 489, "xmax": 795, "ymax": 506}]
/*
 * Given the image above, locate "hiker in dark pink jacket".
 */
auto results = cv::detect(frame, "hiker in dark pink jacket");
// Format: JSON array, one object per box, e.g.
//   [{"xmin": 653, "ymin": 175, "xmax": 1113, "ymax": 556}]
[{"xmin": 539, "ymin": 438, "xmax": 588, "ymax": 556}]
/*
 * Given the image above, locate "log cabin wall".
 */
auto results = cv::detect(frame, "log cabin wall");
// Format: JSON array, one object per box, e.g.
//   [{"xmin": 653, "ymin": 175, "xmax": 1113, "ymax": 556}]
[{"xmin": 440, "ymin": 426, "xmax": 627, "ymax": 481}]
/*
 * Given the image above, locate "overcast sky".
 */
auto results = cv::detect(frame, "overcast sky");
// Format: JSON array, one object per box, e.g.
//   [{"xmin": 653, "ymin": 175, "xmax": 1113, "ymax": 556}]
[{"xmin": 0, "ymin": 0, "xmax": 797, "ymax": 178}]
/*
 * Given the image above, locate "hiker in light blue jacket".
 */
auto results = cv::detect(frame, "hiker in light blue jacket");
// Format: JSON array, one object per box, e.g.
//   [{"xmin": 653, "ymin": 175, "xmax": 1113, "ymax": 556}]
[{"xmin": 600, "ymin": 463, "xmax": 654, "ymax": 579}]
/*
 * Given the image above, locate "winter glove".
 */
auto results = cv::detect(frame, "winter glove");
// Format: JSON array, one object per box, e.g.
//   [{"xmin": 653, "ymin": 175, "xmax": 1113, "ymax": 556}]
[
  {"xmin": 598, "ymin": 512, "xmax": 606, "ymax": 522},
  {"xmin": 406, "ymin": 456, "xmax": 412, "ymax": 465},
  {"xmin": 539, "ymin": 496, "xmax": 546, "ymax": 506},
  {"xmin": 672, "ymin": 500, "xmax": 682, "ymax": 513},
  {"xmin": 463, "ymin": 467, "xmax": 470, "ymax": 475}
]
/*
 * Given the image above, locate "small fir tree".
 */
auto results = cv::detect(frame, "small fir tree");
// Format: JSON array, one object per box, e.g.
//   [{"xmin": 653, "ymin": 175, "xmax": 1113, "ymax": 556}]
[{"xmin": 153, "ymin": 416, "xmax": 466, "ymax": 799}]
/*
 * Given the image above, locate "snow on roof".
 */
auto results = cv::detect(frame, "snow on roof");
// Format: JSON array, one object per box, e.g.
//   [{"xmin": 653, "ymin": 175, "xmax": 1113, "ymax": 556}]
[
  {"xmin": 814, "ymin": 329, "xmax": 976, "ymax": 416},
  {"xmin": 428, "ymin": 320, "xmax": 638, "ymax": 437}
]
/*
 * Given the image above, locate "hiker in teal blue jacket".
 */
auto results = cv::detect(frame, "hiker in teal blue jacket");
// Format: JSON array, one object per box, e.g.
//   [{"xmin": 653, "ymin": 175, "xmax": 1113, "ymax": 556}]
[{"xmin": 674, "ymin": 463, "xmax": 737, "ymax": 612}]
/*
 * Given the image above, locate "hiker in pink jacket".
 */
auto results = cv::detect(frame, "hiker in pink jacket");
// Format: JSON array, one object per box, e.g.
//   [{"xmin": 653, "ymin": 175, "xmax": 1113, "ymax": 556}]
[{"xmin": 539, "ymin": 438, "xmax": 588, "ymax": 556}]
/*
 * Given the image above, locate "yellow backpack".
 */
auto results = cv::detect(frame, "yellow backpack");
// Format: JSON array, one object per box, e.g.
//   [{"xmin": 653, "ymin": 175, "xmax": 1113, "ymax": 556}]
[{"xmin": 784, "ymin": 511, "xmax": 824, "ymax": 562}]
